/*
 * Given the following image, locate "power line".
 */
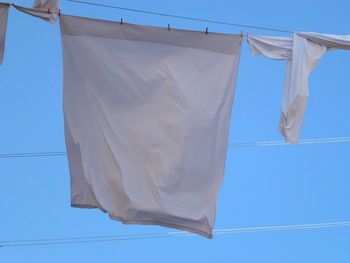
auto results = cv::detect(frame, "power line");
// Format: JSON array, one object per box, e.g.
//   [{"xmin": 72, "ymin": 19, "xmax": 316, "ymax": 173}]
[
  {"xmin": 66, "ymin": 0, "xmax": 293, "ymax": 34},
  {"xmin": 0, "ymin": 152, "xmax": 67, "ymax": 159},
  {"xmin": 2, "ymin": 221, "xmax": 350, "ymax": 247},
  {"xmin": 227, "ymin": 136, "xmax": 350, "ymax": 147},
  {"xmin": 0, "ymin": 136, "xmax": 349, "ymax": 159}
]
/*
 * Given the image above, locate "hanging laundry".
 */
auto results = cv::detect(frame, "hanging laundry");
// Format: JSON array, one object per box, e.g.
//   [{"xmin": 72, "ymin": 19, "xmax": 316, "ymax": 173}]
[
  {"xmin": 60, "ymin": 14, "xmax": 242, "ymax": 238},
  {"xmin": 13, "ymin": 0, "xmax": 59, "ymax": 24},
  {"xmin": 0, "ymin": 3, "xmax": 9, "ymax": 64},
  {"xmin": 33, "ymin": 0, "xmax": 59, "ymax": 11},
  {"xmin": 248, "ymin": 33, "xmax": 350, "ymax": 144}
]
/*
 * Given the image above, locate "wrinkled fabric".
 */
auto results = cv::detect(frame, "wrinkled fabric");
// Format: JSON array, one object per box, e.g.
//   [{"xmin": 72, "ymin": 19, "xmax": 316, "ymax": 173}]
[
  {"xmin": 33, "ymin": 0, "xmax": 59, "ymax": 10},
  {"xmin": 60, "ymin": 14, "xmax": 242, "ymax": 238},
  {"xmin": 248, "ymin": 35, "xmax": 293, "ymax": 60},
  {"xmin": 298, "ymin": 32, "xmax": 350, "ymax": 50},
  {"xmin": 248, "ymin": 33, "xmax": 350, "ymax": 144},
  {"xmin": 0, "ymin": 3, "xmax": 9, "ymax": 64},
  {"xmin": 13, "ymin": 0, "xmax": 59, "ymax": 24}
]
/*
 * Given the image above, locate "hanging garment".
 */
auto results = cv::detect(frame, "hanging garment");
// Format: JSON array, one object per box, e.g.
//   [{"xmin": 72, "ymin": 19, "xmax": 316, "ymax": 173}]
[
  {"xmin": 13, "ymin": 0, "xmax": 59, "ymax": 24},
  {"xmin": 0, "ymin": 3, "xmax": 9, "ymax": 64},
  {"xmin": 247, "ymin": 33, "xmax": 350, "ymax": 144},
  {"xmin": 60, "ymin": 14, "xmax": 242, "ymax": 238},
  {"xmin": 33, "ymin": 0, "xmax": 59, "ymax": 11}
]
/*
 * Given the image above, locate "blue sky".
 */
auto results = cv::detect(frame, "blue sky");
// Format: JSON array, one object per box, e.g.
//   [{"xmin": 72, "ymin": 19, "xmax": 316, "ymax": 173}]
[{"xmin": 1, "ymin": 0, "xmax": 350, "ymax": 262}]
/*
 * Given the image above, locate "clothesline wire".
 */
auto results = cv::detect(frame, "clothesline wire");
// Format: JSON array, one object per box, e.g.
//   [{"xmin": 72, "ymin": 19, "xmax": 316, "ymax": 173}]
[
  {"xmin": 65, "ymin": 0, "xmax": 294, "ymax": 34},
  {"xmin": 2, "ymin": 221, "xmax": 350, "ymax": 248},
  {"xmin": 227, "ymin": 136, "xmax": 350, "ymax": 147},
  {"xmin": 0, "ymin": 136, "xmax": 349, "ymax": 159}
]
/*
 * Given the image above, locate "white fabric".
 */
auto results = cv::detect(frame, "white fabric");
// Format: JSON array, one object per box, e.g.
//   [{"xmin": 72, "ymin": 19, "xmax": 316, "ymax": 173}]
[
  {"xmin": 13, "ymin": 0, "xmax": 59, "ymax": 24},
  {"xmin": 60, "ymin": 14, "xmax": 242, "ymax": 238},
  {"xmin": 33, "ymin": 0, "xmax": 59, "ymax": 11},
  {"xmin": 247, "ymin": 33, "xmax": 350, "ymax": 144},
  {"xmin": 0, "ymin": 3, "xmax": 9, "ymax": 64}
]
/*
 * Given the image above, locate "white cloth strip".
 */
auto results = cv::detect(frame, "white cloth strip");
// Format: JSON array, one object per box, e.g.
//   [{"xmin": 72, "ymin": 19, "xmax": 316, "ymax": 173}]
[{"xmin": 0, "ymin": 3, "xmax": 10, "ymax": 64}]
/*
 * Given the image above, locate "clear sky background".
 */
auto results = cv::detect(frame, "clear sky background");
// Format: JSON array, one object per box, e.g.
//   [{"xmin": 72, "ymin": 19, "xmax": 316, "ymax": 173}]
[{"xmin": 1, "ymin": 0, "xmax": 350, "ymax": 262}]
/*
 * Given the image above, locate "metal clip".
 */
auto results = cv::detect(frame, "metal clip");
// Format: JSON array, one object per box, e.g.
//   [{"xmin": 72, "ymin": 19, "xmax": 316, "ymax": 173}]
[{"xmin": 205, "ymin": 27, "xmax": 208, "ymax": 35}]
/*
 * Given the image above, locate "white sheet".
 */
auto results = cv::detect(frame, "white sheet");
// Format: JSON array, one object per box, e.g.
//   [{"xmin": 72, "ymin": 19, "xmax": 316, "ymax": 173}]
[
  {"xmin": 248, "ymin": 33, "xmax": 350, "ymax": 144},
  {"xmin": 60, "ymin": 15, "xmax": 242, "ymax": 238},
  {"xmin": 0, "ymin": 3, "xmax": 9, "ymax": 64}
]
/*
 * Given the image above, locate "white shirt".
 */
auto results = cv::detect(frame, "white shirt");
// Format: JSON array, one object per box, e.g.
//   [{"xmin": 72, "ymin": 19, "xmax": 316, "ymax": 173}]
[{"xmin": 248, "ymin": 32, "xmax": 350, "ymax": 144}]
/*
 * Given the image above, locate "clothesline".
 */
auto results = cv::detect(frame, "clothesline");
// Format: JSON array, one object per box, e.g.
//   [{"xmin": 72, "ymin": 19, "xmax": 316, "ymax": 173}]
[
  {"xmin": 0, "ymin": 136, "xmax": 349, "ymax": 159},
  {"xmin": 65, "ymin": 0, "xmax": 293, "ymax": 34},
  {"xmin": 2, "ymin": 221, "xmax": 350, "ymax": 248},
  {"xmin": 4, "ymin": 0, "xmax": 294, "ymax": 34}
]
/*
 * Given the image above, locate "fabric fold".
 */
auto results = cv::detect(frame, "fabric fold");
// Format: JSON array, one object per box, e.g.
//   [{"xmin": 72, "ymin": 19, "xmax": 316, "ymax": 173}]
[
  {"xmin": 33, "ymin": 0, "xmax": 59, "ymax": 11},
  {"xmin": 13, "ymin": 0, "xmax": 59, "ymax": 24},
  {"xmin": 247, "ymin": 33, "xmax": 350, "ymax": 144},
  {"xmin": 0, "ymin": 3, "xmax": 10, "ymax": 64},
  {"xmin": 247, "ymin": 35, "xmax": 293, "ymax": 60},
  {"xmin": 61, "ymin": 14, "xmax": 242, "ymax": 238}
]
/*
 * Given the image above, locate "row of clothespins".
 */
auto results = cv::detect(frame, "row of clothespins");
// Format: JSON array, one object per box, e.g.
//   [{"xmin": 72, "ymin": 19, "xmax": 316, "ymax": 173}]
[
  {"xmin": 21, "ymin": 4, "xmax": 247, "ymax": 37},
  {"xmin": 119, "ymin": 17, "xmax": 246, "ymax": 37}
]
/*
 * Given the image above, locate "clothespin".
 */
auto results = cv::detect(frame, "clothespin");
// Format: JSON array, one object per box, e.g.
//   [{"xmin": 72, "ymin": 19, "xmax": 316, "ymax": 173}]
[
  {"xmin": 240, "ymin": 30, "xmax": 243, "ymax": 38},
  {"xmin": 47, "ymin": 8, "xmax": 51, "ymax": 14},
  {"xmin": 205, "ymin": 27, "xmax": 208, "ymax": 35},
  {"xmin": 168, "ymin": 24, "xmax": 171, "ymax": 31},
  {"xmin": 120, "ymin": 18, "xmax": 123, "ymax": 25},
  {"xmin": 58, "ymin": 9, "xmax": 61, "ymax": 16}
]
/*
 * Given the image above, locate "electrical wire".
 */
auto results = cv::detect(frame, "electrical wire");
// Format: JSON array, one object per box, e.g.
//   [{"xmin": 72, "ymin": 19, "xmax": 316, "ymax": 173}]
[
  {"xmin": 2, "ymin": 221, "xmax": 350, "ymax": 247},
  {"xmin": 0, "ymin": 136, "xmax": 349, "ymax": 159},
  {"xmin": 227, "ymin": 136, "xmax": 350, "ymax": 148},
  {"xmin": 0, "ymin": 151, "xmax": 67, "ymax": 159},
  {"xmin": 66, "ymin": 0, "xmax": 293, "ymax": 34}
]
